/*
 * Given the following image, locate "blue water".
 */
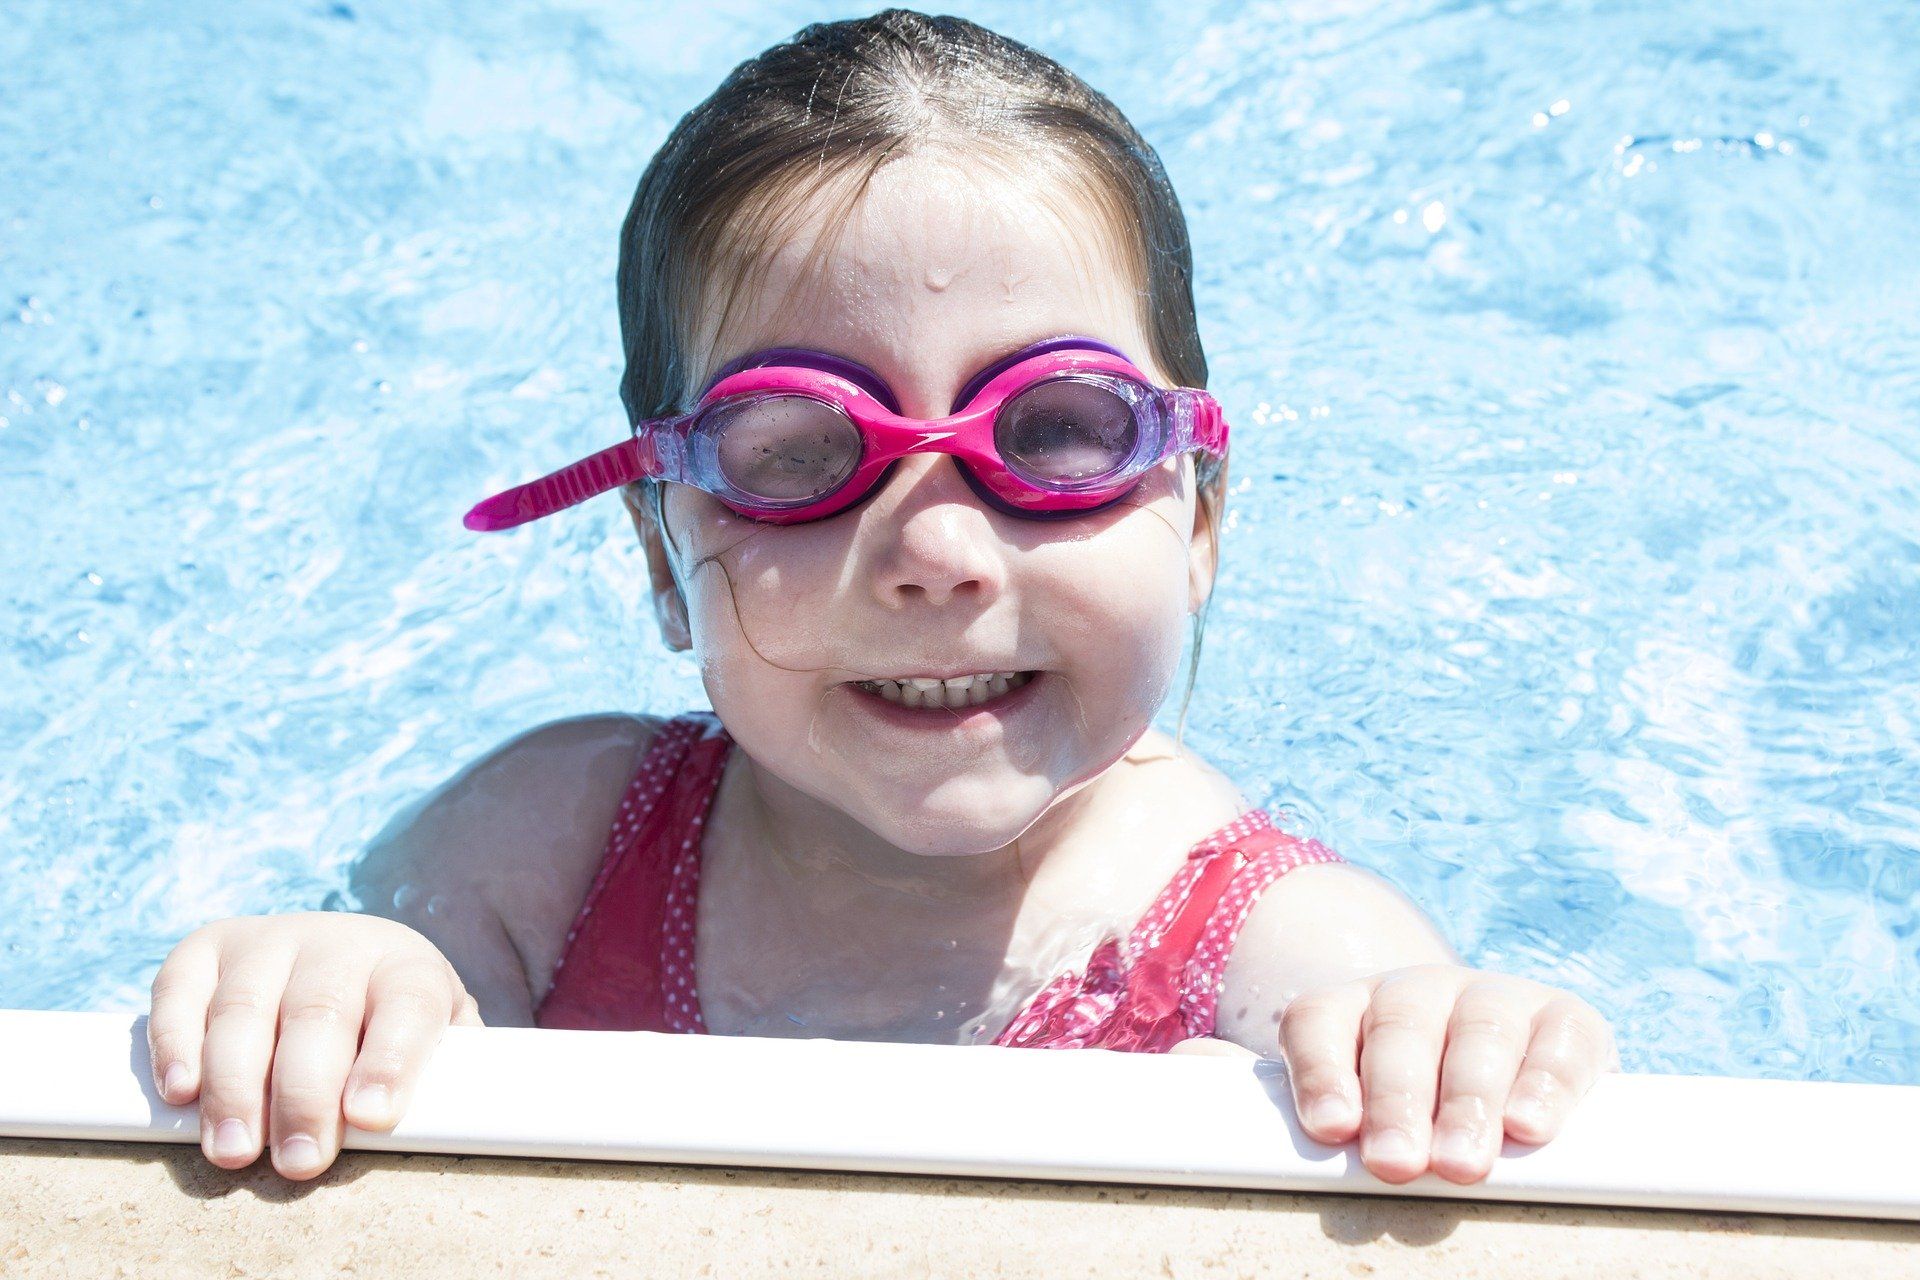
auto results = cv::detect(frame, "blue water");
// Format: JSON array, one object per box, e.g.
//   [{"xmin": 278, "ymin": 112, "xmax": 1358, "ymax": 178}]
[{"xmin": 3, "ymin": 0, "xmax": 1916, "ymax": 1086}]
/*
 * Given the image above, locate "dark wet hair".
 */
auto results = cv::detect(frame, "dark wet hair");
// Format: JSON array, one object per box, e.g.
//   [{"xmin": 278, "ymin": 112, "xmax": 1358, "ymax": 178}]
[{"xmin": 616, "ymin": 8, "xmax": 1228, "ymax": 746}]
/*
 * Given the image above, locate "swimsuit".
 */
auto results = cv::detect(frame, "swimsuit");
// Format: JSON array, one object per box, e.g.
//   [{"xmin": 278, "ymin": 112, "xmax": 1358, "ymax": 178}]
[{"xmin": 534, "ymin": 711, "xmax": 1346, "ymax": 1050}]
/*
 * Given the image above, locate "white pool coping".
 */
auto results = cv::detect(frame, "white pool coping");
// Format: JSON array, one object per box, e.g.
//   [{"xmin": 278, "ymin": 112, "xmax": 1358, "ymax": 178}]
[{"xmin": 3, "ymin": 1008, "xmax": 1913, "ymax": 1222}]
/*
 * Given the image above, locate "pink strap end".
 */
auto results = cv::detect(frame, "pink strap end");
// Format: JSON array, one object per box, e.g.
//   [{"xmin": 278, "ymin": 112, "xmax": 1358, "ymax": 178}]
[
  {"xmin": 463, "ymin": 490, "xmax": 540, "ymax": 532},
  {"xmin": 462, "ymin": 437, "xmax": 650, "ymax": 533}
]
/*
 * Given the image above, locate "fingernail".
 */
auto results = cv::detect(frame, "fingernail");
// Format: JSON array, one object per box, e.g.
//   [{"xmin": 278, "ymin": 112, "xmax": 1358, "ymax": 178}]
[
  {"xmin": 162, "ymin": 1062, "xmax": 191, "ymax": 1098},
  {"xmin": 1367, "ymin": 1129, "xmax": 1418, "ymax": 1163},
  {"xmin": 210, "ymin": 1118, "xmax": 251, "ymax": 1160},
  {"xmin": 1509, "ymin": 1095, "xmax": 1549, "ymax": 1129},
  {"xmin": 1433, "ymin": 1126, "xmax": 1478, "ymax": 1165},
  {"xmin": 277, "ymin": 1134, "xmax": 321, "ymax": 1174},
  {"xmin": 349, "ymin": 1084, "xmax": 390, "ymax": 1119},
  {"xmin": 1305, "ymin": 1095, "xmax": 1354, "ymax": 1130}
]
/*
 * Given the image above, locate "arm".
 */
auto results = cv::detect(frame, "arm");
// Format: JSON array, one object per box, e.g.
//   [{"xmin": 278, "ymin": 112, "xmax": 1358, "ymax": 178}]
[{"xmin": 349, "ymin": 712, "xmax": 663, "ymax": 1027}]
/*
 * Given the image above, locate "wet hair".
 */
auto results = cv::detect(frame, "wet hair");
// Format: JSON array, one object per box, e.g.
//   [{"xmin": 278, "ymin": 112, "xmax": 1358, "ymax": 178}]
[{"xmin": 616, "ymin": 8, "xmax": 1229, "ymax": 747}]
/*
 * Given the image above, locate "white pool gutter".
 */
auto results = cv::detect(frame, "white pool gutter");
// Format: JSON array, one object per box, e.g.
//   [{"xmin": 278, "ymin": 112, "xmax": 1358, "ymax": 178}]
[{"xmin": 1, "ymin": 1008, "xmax": 1912, "ymax": 1222}]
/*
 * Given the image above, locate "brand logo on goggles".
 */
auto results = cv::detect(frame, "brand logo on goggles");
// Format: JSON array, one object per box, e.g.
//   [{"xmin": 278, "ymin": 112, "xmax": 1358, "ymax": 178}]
[{"xmin": 909, "ymin": 430, "xmax": 958, "ymax": 449}]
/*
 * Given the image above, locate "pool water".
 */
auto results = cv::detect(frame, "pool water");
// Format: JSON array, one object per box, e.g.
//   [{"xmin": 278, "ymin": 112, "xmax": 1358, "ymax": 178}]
[{"xmin": 2, "ymin": 0, "xmax": 1916, "ymax": 1084}]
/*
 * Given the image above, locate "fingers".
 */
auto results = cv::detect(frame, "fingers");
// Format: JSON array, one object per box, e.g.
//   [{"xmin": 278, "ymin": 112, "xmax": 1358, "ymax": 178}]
[
  {"xmin": 340, "ymin": 955, "xmax": 471, "ymax": 1135},
  {"xmin": 1277, "ymin": 982, "xmax": 1372, "ymax": 1143},
  {"xmin": 148, "ymin": 914, "xmax": 476, "ymax": 1183},
  {"xmin": 1280, "ymin": 967, "xmax": 1617, "ymax": 1188},
  {"xmin": 1502, "ymin": 996, "xmax": 1616, "ymax": 1146},
  {"xmin": 1427, "ymin": 982, "xmax": 1533, "ymax": 1185},
  {"xmin": 1354, "ymin": 970, "xmax": 1456, "ymax": 1184},
  {"xmin": 148, "ymin": 930, "xmax": 221, "ymax": 1105},
  {"xmin": 196, "ymin": 939, "xmax": 298, "ymax": 1171},
  {"xmin": 267, "ymin": 954, "xmax": 373, "ymax": 1179}
]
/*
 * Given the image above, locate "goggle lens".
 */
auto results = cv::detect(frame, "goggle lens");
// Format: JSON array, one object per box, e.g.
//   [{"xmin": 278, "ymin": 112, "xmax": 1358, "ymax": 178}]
[
  {"xmin": 710, "ymin": 393, "xmax": 863, "ymax": 506},
  {"xmin": 994, "ymin": 377, "xmax": 1140, "ymax": 489}
]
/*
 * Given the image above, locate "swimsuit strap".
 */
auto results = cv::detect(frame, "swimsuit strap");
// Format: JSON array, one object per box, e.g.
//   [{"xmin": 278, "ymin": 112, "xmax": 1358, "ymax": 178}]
[
  {"xmin": 658, "ymin": 713, "xmax": 732, "ymax": 1032},
  {"xmin": 1092, "ymin": 810, "xmax": 1344, "ymax": 1052},
  {"xmin": 535, "ymin": 710, "xmax": 732, "ymax": 1031},
  {"xmin": 1178, "ymin": 822, "xmax": 1346, "ymax": 1036}
]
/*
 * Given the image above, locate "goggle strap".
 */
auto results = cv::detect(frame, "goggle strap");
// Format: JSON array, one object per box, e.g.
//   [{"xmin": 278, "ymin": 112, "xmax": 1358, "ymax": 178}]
[
  {"xmin": 1171, "ymin": 389, "xmax": 1229, "ymax": 456},
  {"xmin": 463, "ymin": 436, "xmax": 653, "ymax": 531}
]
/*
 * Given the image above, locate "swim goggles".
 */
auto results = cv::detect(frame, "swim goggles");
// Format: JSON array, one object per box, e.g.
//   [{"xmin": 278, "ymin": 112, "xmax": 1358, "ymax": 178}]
[{"xmin": 462, "ymin": 334, "xmax": 1228, "ymax": 530}]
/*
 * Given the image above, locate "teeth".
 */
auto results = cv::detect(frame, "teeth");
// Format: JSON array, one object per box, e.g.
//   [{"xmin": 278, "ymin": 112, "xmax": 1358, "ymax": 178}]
[{"xmin": 856, "ymin": 671, "xmax": 1035, "ymax": 710}]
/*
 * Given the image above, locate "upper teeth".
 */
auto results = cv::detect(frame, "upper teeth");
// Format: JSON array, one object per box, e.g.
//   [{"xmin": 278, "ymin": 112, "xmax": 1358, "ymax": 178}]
[{"xmin": 857, "ymin": 671, "xmax": 1034, "ymax": 709}]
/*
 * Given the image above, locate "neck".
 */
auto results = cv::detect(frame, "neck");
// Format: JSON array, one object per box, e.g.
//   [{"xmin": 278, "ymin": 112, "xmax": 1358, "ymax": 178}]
[{"xmin": 729, "ymin": 748, "xmax": 1123, "ymax": 929}]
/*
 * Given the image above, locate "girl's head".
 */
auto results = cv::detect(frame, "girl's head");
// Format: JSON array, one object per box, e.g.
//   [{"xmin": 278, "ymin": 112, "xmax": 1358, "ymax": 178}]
[{"xmin": 617, "ymin": 10, "xmax": 1229, "ymax": 856}]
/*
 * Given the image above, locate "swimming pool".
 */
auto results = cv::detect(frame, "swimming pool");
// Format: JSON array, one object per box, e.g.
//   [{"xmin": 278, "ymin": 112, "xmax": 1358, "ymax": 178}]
[{"xmin": 2, "ymin": 0, "xmax": 1916, "ymax": 1091}]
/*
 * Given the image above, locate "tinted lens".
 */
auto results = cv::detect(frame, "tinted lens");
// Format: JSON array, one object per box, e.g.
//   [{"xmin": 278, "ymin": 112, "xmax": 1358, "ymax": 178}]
[
  {"xmin": 995, "ymin": 378, "xmax": 1140, "ymax": 487},
  {"xmin": 709, "ymin": 393, "xmax": 862, "ymax": 505}
]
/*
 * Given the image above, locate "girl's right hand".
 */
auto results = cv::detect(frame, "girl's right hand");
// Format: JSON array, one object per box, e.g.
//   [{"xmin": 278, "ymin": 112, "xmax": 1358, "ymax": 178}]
[{"xmin": 147, "ymin": 911, "xmax": 484, "ymax": 1180}]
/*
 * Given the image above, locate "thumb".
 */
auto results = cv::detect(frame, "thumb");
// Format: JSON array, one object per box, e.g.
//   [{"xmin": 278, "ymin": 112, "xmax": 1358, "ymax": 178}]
[{"xmin": 451, "ymin": 990, "xmax": 487, "ymax": 1028}]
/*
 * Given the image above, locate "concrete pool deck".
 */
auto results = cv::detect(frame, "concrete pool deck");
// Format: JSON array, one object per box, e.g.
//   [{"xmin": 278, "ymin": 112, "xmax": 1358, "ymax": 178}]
[
  {"xmin": 3, "ymin": 1138, "xmax": 1918, "ymax": 1278},
  {"xmin": 3, "ymin": 1010, "xmax": 1917, "ymax": 1276}
]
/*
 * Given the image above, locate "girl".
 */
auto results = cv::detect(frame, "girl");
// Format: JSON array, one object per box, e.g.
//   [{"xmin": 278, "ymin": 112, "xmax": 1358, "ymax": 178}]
[{"xmin": 146, "ymin": 9, "xmax": 1617, "ymax": 1187}]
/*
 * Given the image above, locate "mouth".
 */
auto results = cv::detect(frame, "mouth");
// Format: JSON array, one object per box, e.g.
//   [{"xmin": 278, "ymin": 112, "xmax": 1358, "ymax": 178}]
[{"xmin": 846, "ymin": 669, "xmax": 1041, "ymax": 712}]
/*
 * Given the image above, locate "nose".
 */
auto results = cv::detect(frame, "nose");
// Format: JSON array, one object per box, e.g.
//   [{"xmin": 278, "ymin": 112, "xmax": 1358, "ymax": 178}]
[{"xmin": 865, "ymin": 454, "xmax": 1009, "ymax": 609}]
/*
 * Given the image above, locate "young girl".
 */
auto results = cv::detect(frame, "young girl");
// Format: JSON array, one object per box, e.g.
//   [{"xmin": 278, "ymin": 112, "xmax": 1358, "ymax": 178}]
[{"xmin": 146, "ymin": 9, "xmax": 1617, "ymax": 1187}]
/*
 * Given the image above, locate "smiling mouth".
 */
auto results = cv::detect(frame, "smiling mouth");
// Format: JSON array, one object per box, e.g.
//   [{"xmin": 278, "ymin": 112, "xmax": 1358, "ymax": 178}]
[{"xmin": 850, "ymin": 670, "xmax": 1039, "ymax": 710}]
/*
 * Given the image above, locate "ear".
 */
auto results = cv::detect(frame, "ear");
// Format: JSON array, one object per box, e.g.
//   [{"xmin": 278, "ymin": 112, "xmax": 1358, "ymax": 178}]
[
  {"xmin": 625, "ymin": 485, "xmax": 693, "ymax": 652},
  {"xmin": 1186, "ymin": 454, "xmax": 1225, "ymax": 617}
]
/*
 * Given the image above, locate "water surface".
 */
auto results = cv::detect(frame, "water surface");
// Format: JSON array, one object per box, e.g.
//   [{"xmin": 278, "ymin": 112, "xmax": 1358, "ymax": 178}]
[{"xmin": 3, "ymin": 0, "xmax": 1916, "ymax": 1084}]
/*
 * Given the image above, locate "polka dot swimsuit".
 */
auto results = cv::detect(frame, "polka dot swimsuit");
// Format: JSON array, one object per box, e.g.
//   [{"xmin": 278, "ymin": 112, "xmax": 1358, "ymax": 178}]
[{"xmin": 534, "ymin": 711, "xmax": 1346, "ymax": 1049}]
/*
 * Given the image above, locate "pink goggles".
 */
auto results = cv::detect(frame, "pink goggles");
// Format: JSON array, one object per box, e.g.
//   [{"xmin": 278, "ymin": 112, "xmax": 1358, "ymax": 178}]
[{"xmin": 463, "ymin": 335, "xmax": 1228, "ymax": 531}]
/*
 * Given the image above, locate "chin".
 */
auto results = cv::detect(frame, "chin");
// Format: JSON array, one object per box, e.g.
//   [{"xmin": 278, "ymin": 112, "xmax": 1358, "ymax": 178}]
[{"xmin": 867, "ymin": 795, "xmax": 1051, "ymax": 858}]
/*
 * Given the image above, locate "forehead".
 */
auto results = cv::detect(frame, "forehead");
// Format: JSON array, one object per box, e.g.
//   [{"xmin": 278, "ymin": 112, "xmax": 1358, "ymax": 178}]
[{"xmin": 690, "ymin": 151, "xmax": 1162, "ymax": 398}]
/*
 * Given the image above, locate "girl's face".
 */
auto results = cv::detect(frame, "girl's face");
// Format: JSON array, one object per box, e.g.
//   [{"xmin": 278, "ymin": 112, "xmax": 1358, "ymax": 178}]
[{"xmin": 634, "ymin": 152, "xmax": 1218, "ymax": 857}]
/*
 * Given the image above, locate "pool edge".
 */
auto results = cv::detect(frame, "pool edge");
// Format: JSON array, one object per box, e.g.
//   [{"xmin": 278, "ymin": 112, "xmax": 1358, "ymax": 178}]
[{"xmin": 4, "ymin": 1008, "xmax": 1916, "ymax": 1234}]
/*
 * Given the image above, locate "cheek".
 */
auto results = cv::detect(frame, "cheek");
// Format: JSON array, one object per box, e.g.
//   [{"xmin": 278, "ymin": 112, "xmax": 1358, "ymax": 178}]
[
  {"xmin": 673, "ymin": 505, "xmax": 858, "ymax": 681},
  {"xmin": 1046, "ymin": 511, "xmax": 1194, "ymax": 706}
]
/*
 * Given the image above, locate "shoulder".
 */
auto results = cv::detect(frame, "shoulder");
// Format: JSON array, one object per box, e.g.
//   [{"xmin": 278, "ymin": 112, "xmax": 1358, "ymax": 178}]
[
  {"xmin": 1209, "ymin": 854, "xmax": 1462, "ymax": 1054},
  {"xmin": 1119, "ymin": 728, "xmax": 1254, "ymax": 843},
  {"xmin": 1066, "ymin": 730, "xmax": 1254, "ymax": 924},
  {"xmin": 351, "ymin": 712, "xmax": 671, "ymax": 982},
  {"xmin": 356, "ymin": 712, "xmax": 667, "ymax": 873}
]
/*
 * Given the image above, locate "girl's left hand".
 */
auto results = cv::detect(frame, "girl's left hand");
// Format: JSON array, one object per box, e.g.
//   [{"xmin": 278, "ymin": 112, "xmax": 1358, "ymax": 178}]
[{"xmin": 1276, "ymin": 963, "xmax": 1621, "ymax": 1186}]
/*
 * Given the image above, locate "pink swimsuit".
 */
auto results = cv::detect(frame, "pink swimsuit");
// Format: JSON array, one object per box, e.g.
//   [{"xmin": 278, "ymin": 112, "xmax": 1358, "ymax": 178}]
[{"xmin": 534, "ymin": 711, "xmax": 1346, "ymax": 1050}]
